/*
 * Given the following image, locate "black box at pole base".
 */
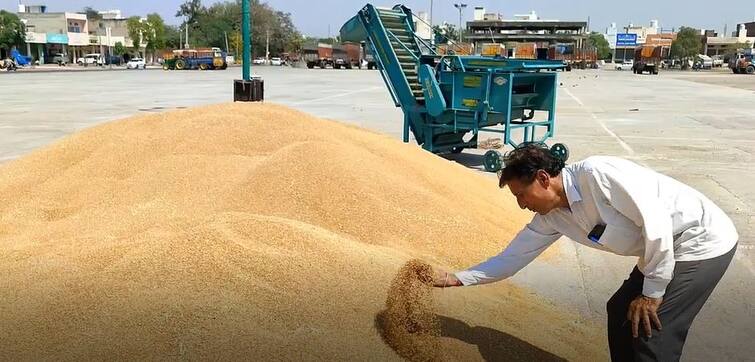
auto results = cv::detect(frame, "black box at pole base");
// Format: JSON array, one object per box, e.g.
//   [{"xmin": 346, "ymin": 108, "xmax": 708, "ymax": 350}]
[{"xmin": 233, "ymin": 77, "xmax": 264, "ymax": 102}]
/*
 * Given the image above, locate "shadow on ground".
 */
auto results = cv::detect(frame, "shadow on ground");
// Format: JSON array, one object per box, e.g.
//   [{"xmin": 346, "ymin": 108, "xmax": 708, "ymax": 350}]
[
  {"xmin": 440, "ymin": 152, "xmax": 487, "ymax": 172},
  {"xmin": 375, "ymin": 311, "xmax": 566, "ymax": 362}
]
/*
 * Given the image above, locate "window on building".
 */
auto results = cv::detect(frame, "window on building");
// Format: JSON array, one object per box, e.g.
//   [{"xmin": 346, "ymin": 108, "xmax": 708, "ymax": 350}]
[{"xmin": 68, "ymin": 21, "xmax": 81, "ymax": 33}]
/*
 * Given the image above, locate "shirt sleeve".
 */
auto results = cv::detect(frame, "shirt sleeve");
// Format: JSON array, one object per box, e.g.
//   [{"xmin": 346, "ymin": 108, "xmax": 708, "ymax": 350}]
[
  {"xmin": 454, "ymin": 215, "xmax": 561, "ymax": 286},
  {"xmin": 586, "ymin": 166, "xmax": 675, "ymax": 298}
]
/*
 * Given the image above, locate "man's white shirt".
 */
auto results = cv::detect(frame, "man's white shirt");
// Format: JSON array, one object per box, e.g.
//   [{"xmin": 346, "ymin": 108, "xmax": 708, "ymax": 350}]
[{"xmin": 454, "ymin": 156, "xmax": 739, "ymax": 298}]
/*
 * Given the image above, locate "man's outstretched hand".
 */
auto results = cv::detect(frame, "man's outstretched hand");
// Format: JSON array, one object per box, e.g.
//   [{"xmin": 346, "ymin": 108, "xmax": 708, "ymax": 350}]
[{"xmin": 432, "ymin": 269, "xmax": 463, "ymax": 288}]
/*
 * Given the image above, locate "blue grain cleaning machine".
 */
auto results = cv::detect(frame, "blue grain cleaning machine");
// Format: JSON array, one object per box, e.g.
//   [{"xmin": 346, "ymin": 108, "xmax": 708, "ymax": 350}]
[{"xmin": 341, "ymin": 4, "xmax": 569, "ymax": 171}]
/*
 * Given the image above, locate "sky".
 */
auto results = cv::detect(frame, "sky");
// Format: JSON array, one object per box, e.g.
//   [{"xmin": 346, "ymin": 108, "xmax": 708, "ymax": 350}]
[{"xmin": 2, "ymin": 0, "xmax": 754, "ymax": 37}]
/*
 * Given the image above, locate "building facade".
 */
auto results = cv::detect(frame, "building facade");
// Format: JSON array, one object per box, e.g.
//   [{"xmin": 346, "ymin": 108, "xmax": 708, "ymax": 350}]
[
  {"xmin": 466, "ymin": 8, "xmax": 587, "ymax": 55},
  {"xmin": 19, "ymin": 3, "xmax": 145, "ymax": 64}
]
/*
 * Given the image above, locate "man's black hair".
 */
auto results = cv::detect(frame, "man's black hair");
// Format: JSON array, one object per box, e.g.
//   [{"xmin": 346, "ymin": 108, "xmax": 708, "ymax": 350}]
[{"xmin": 499, "ymin": 143, "xmax": 566, "ymax": 188}]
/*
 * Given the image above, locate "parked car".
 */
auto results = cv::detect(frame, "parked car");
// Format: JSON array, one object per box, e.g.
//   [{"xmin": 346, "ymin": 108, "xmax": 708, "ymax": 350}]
[
  {"xmin": 694, "ymin": 54, "xmax": 713, "ymax": 69},
  {"xmin": 253, "ymin": 57, "xmax": 266, "ymax": 65},
  {"xmin": 52, "ymin": 53, "xmax": 69, "ymax": 66},
  {"xmin": 614, "ymin": 60, "xmax": 633, "ymax": 70},
  {"xmin": 270, "ymin": 57, "xmax": 282, "ymax": 66},
  {"xmin": 126, "ymin": 57, "xmax": 146, "ymax": 69},
  {"xmin": 712, "ymin": 55, "xmax": 725, "ymax": 67},
  {"xmin": 77, "ymin": 53, "xmax": 104, "ymax": 66}
]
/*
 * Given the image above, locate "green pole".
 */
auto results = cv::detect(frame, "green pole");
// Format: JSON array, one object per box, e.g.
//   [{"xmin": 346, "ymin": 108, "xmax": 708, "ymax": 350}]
[{"xmin": 242, "ymin": 0, "xmax": 251, "ymax": 80}]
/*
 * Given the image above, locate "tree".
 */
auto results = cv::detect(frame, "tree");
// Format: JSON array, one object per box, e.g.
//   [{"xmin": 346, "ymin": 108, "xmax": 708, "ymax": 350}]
[
  {"xmin": 113, "ymin": 41, "xmax": 125, "ymax": 56},
  {"xmin": 587, "ymin": 32, "xmax": 611, "ymax": 60},
  {"xmin": 143, "ymin": 13, "xmax": 167, "ymax": 62},
  {"xmin": 722, "ymin": 41, "xmax": 752, "ymax": 55},
  {"xmin": 173, "ymin": 1, "xmax": 303, "ymax": 57},
  {"xmin": 81, "ymin": 6, "xmax": 101, "ymax": 21},
  {"xmin": 164, "ymin": 25, "xmax": 182, "ymax": 49},
  {"xmin": 230, "ymin": 30, "xmax": 242, "ymax": 58},
  {"xmin": 0, "ymin": 10, "xmax": 25, "ymax": 56},
  {"xmin": 670, "ymin": 27, "xmax": 701, "ymax": 62},
  {"xmin": 433, "ymin": 24, "xmax": 458, "ymax": 44},
  {"xmin": 126, "ymin": 16, "xmax": 143, "ymax": 54},
  {"xmin": 176, "ymin": 0, "xmax": 204, "ymax": 25}
]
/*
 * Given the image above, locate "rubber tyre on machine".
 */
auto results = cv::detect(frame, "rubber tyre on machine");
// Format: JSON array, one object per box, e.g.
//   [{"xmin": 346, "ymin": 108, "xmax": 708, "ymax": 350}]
[
  {"xmin": 175, "ymin": 59, "xmax": 186, "ymax": 70},
  {"xmin": 162, "ymin": 63, "xmax": 170, "ymax": 70},
  {"xmin": 483, "ymin": 150, "xmax": 503, "ymax": 173},
  {"xmin": 746, "ymin": 65, "xmax": 755, "ymax": 74},
  {"xmin": 450, "ymin": 147, "xmax": 464, "ymax": 154},
  {"xmin": 199, "ymin": 63, "xmax": 209, "ymax": 70}
]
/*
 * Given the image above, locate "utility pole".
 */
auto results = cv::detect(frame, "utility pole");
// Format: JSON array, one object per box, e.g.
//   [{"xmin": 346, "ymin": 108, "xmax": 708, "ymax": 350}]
[
  {"xmin": 234, "ymin": 0, "xmax": 263, "ymax": 102},
  {"xmin": 429, "ymin": 0, "xmax": 433, "ymax": 29},
  {"xmin": 454, "ymin": 3, "xmax": 467, "ymax": 43},
  {"xmin": 242, "ymin": 0, "xmax": 251, "ymax": 80},
  {"xmin": 184, "ymin": 18, "xmax": 189, "ymax": 49},
  {"xmin": 179, "ymin": 26, "xmax": 182, "ymax": 49},
  {"xmin": 224, "ymin": 31, "xmax": 229, "ymax": 53},
  {"xmin": 107, "ymin": 27, "xmax": 112, "ymax": 69},
  {"xmin": 266, "ymin": 28, "xmax": 270, "ymax": 60}
]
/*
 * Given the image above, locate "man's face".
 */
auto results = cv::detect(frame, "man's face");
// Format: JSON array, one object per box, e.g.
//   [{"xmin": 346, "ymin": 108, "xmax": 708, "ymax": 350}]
[{"xmin": 507, "ymin": 171, "xmax": 556, "ymax": 215}]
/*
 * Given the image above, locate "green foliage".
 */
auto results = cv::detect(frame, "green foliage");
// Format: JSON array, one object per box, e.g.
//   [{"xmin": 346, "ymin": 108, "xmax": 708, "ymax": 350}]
[
  {"xmin": 433, "ymin": 24, "xmax": 458, "ymax": 44},
  {"xmin": 126, "ymin": 16, "xmax": 143, "ymax": 51},
  {"xmin": 587, "ymin": 32, "xmax": 612, "ymax": 60},
  {"xmin": 176, "ymin": 0, "xmax": 303, "ymax": 56},
  {"xmin": 144, "ymin": 13, "xmax": 167, "ymax": 54},
  {"xmin": 670, "ymin": 27, "xmax": 701, "ymax": 60},
  {"xmin": 722, "ymin": 41, "xmax": 752, "ymax": 55},
  {"xmin": 113, "ymin": 41, "xmax": 125, "ymax": 55},
  {"xmin": 81, "ymin": 6, "xmax": 102, "ymax": 21},
  {"xmin": 164, "ymin": 25, "xmax": 182, "ymax": 49},
  {"xmin": 0, "ymin": 10, "xmax": 25, "ymax": 52}
]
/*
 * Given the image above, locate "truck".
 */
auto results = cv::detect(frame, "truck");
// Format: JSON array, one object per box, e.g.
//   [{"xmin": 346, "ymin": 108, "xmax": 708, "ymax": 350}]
[
  {"xmin": 729, "ymin": 49, "xmax": 754, "ymax": 74},
  {"xmin": 480, "ymin": 43, "xmax": 506, "ymax": 57},
  {"xmin": 513, "ymin": 43, "xmax": 536, "ymax": 59},
  {"xmin": 548, "ymin": 44, "xmax": 598, "ymax": 70},
  {"xmin": 333, "ymin": 42, "xmax": 361, "ymax": 69},
  {"xmin": 162, "ymin": 48, "xmax": 227, "ymax": 70},
  {"xmin": 633, "ymin": 45, "xmax": 661, "ymax": 75},
  {"xmin": 303, "ymin": 43, "xmax": 333, "ymax": 69},
  {"xmin": 363, "ymin": 42, "xmax": 377, "ymax": 69}
]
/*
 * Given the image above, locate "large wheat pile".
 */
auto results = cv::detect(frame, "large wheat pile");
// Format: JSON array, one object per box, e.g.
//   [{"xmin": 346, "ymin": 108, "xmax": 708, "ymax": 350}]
[{"xmin": 0, "ymin": 103, "xmax": 606, "ymax": 360}]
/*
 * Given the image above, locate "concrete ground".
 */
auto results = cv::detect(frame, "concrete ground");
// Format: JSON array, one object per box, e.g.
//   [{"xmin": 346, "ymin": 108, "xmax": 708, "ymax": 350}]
[{"xmin": 1, "ymin": 66, "xmax": 753, "ymax": 360}]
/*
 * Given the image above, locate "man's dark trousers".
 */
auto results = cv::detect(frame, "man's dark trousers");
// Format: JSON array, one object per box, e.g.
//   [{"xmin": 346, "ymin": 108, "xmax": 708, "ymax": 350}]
[{"xmin": 606, "ymin": 244, "xmax": 737, "ymax": 361}]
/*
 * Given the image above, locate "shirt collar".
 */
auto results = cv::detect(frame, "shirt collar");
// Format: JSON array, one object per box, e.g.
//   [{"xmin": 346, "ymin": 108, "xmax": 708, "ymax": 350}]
[{"xmin": 561, "ymin": 167, "xmax": 582, "ymax": 206}]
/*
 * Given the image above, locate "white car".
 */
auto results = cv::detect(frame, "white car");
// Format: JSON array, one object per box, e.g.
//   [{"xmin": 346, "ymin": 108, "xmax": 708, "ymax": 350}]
[
  {"xmin": 77, "ymin": 53, "xmax": 104, "ymax": 66},
  {"xmin": 614, "ymin": 60, "xmax": 633, "ymax": 70},
  {"xmin": 253, "ymin": 57, "xmax": 266, "ymax": 65},
  {"xmin": 126, "ymin": 58, "xmax": 146, "ymax": 69},
  {"xmin": 270, "ymin": 57, "xmax": 282, "ymax": 66}
]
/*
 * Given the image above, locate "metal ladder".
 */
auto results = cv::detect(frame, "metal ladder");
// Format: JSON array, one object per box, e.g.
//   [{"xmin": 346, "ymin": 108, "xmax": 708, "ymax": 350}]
[{"xmin": 375, "ymin": 8, "xmax": 424, "ymax": 103}]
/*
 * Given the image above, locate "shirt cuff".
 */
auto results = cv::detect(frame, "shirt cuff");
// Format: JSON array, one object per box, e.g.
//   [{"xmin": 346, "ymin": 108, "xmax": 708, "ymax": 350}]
[
  {"xmin": 642, "ymin": 277, "xmax": 670, "ymax": 299},
  {"xmin": 453, "ymin": 271, "xmax": 477, "ymax": 286}
]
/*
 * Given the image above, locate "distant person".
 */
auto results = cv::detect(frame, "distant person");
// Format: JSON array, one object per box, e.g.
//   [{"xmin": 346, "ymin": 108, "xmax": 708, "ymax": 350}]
[{"xmin": 433, "ymin": 143, "xmax": 738, "ymax": 361}]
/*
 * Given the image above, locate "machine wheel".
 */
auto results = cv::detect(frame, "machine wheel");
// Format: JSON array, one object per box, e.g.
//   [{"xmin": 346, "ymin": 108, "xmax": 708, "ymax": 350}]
[
  {"xmin": 732, "ymin": 68, "xmax": 740, "ymax": 74},
  {"xmin": 450, "ymin": 147, "xmax": 464, "ymax": 154},
  {"xmin": 199, "ymin": 63, "xmax": 209, "ymax": 70},
  {"xmin": 307, "ymin": 63, "xmax": 314, "ymax": 69},
  {"xmin": 746, "ymin": 65, "xmax": 755, "ymax": 74},
  {"xmin": 162, "ymin": 63, "xmax": 169, "ymax": 70},
  {"xmin": 175, "ymin": 59, "xmax": 186, "ymax": 70},
  {"xmin": 483, "ymin": 150, "xmax": 503, "ymax": 173},
  {"xmin": 550, "ymin": 143, "xmax": 570, "ymax": 162}
]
